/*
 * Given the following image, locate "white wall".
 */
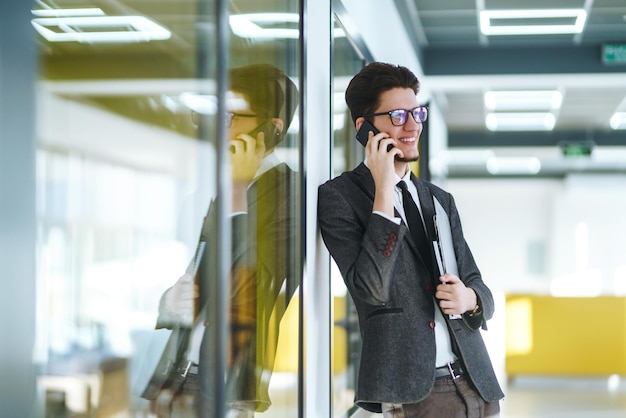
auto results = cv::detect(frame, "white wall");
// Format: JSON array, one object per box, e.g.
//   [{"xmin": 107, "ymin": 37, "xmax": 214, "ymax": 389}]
[{"xmin": 444, "ymin": 175, "xmax": 626, "ymax": 297}]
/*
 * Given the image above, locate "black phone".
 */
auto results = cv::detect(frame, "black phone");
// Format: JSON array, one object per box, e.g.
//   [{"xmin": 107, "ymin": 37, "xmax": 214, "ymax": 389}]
[
  {"xmin": 356, "ymin": 120, "xmax": 378, "ymax": 147},
  {"xmin": 248, "ymin": 120, "xmax": 280, "ymax": 149},
  {"xmin": 356, "ymin": 120, "xmax": 393, "ymax": 151},
  {"xmin": 231, "ymin": 120, "xmax": 279, "ymax": 153}
]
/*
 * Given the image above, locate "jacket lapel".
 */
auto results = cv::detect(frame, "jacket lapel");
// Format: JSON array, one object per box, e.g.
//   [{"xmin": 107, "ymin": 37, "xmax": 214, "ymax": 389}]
[{"xmin": 352, "ymin": 163, "xmax": 376, "ymax": 200}]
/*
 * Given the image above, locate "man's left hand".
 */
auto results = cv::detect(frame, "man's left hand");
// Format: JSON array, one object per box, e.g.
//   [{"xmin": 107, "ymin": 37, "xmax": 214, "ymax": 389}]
[{"xmin": 435, "ymin": 274, "xmax": 477, "ymax": 315}]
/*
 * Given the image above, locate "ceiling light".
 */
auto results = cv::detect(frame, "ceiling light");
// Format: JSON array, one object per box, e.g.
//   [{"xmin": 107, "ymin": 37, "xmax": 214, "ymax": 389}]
[
  {"xmin": 484, "ymin": 90, "xmax": 562, "ymax": 111},
  {"xmin": 230, "ymin": 13, "xmax": 300, "ymax": 39},
  {"xmin": 32, "ymin": 8, "xmax": 105, "ymax": 17},
  {"xmin": 438, "ymin": 149, "xmax": 496, "ymax": 164},
  {"xmin": 610, "ymin": 112, "xmax": 626, "ymax": 130},
  {"xmin": 32, "ymin": 16, "xmax": 171, "ymax": 43},
  {"xmin": 486, "ymin": 112, "xmax": 555, "ymax": 131},
  {"xmin": 480, "ymin": 9, "xmax": 587, "ymax": 36},
  {"xmin": 179, "ymin": 93, "xmax": 216, "ymax": 115},
  {"xmin": 229, "ymin": 13, "xmax": 345, "ymax": 39},
  {"xmin": 486, "ymin": 157, "xmax": 541, "ymax": 175}
]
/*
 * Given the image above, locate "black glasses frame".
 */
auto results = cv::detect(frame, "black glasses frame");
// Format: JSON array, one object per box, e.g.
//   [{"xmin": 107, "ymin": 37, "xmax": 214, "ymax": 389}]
[
  {"xmin": 225, "ymin": 112, "xmax": 257, "ymax": 127},
  {"xmin": 362, "ymin": 106, "xmax": 428, "ymax": 126}
]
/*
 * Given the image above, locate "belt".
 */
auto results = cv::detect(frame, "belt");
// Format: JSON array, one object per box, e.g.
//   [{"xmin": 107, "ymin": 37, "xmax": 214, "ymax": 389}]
[
  {"xmin": 177, "ymin": 362, "xmax": 200, "ymax": 392},
  {"xmin": 435, "ymin": 361, "xmax": 464, "ymax": 379}
]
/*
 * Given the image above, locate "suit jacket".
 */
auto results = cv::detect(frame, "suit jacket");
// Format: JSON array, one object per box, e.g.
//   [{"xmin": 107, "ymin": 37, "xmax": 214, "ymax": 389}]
[
  {"xmin": 318, "ymin": 162, "xmax": 504, "ymax": 413},
  {"xmin": 158, "ymin": 162, "xmax": 298, "ymax": 412},
  {"xmin": 213, "ymin": 161, "xmax": 298, "ymax": 411}
]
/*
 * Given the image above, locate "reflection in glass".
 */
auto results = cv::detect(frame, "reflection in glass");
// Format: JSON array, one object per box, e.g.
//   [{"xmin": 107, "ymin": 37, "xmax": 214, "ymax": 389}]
[
  {"xmin": 331, "ymin": 17, "xmax": 367, "ymax": 418},
  {"xmin": 34, "ymin": 0, "xmax": 301, "ymax": 417}
]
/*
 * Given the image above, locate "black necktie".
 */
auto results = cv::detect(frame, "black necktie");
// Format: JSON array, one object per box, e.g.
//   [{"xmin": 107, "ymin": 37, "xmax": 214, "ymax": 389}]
[{"xmin": 397, "ymin": 181, "xmax": 432, "ymax": 270}]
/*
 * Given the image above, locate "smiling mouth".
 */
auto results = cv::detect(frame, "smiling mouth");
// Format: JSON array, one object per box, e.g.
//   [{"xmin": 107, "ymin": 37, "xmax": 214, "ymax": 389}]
[{"xmin": 398, "ymin": 137, "xmax": 416, "ymax": 144}]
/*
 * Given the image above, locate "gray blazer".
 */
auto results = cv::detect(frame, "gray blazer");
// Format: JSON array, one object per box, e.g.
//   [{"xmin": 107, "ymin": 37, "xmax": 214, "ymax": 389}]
[{"xmin": 318, "ymin": 163, "xmax": 504, "ymax": 413}]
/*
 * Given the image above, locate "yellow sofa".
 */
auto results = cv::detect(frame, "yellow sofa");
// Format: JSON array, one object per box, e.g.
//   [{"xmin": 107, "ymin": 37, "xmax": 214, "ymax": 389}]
[{"xmin": 506, "ymin": 294, "xmax": 626, "ymax": 376}]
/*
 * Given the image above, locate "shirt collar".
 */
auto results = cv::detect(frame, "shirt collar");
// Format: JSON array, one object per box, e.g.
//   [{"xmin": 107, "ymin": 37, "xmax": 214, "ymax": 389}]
[{"xmin": 255, "ymin": 151, "xmax": 280, "ymax": 179}]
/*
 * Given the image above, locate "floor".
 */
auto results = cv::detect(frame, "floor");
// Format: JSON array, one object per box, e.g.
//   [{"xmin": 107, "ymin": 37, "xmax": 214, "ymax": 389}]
[
  {"xmin": 351, "ymin": 376, "xmax": 626, "ymax": 418},
  {"xmin": 499, "ymin": 376, "xmax": 626, "ymax": 418}
]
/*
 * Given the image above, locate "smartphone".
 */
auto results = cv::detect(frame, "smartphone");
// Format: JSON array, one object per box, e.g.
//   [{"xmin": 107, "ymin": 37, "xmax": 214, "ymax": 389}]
[
  {"xmin": 356, "ymin": 120, "xmax": 393, "ymax": 151},
  {"xmin": 231, "ymin": 120, "xmax": 279, "ymax": 153},
  {"xmin": 248, "ymin": 120, "xmax": 280, "ymax": 149}
]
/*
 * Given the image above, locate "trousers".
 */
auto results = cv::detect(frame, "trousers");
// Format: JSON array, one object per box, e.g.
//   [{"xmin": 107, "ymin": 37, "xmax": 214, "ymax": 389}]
[{"xmin": 381, "ymin": 375, "xmax": 500, "ymax": 418}]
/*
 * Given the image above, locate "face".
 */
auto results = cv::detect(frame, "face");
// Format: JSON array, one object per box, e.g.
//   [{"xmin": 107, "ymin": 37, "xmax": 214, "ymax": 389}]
[
  {"xmin": 226, "ymin": 91, "xmax": 260, "ymax": 140},
  {"xmin": 371, "ymin": 87, "xmax": 423, "ymax": 163}
]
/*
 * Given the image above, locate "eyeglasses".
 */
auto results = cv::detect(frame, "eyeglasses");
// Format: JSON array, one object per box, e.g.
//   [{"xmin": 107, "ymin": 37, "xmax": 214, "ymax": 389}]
[
  {"xmin": 362, "ymin": 106, "xmax": 428, "ymax": 126},
  {"xmin": 225, "ymin": 112, "xmax": 257, "ymax": 127}
]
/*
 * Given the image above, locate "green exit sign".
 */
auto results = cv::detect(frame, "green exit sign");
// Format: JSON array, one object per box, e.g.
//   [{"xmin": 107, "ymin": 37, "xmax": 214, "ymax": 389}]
[
  {"xmin": 603, "ymin": 44, "xmax": 626, "ymax": 65},
  {"xmin": 559, "ymin": 140, "xmax": 594, "ymax": 158}
]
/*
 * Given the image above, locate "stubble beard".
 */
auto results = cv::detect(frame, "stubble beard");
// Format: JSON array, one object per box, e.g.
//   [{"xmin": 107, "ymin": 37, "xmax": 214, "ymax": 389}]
[{"xmin": 395, "ymin": 153, "xmax": 419, "ymax": 163}]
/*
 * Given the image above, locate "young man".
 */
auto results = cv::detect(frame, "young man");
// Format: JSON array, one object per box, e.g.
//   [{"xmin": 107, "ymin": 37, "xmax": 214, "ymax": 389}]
[{"xmin": 318, "ymin": 62, "xmax": 504, "ymax": 417}]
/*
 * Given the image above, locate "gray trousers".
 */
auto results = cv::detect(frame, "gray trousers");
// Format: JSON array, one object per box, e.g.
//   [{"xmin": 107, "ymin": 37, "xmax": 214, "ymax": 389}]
[{"xmin": 381, "ymin": 375, "xmax": 500, "ymax": 418}]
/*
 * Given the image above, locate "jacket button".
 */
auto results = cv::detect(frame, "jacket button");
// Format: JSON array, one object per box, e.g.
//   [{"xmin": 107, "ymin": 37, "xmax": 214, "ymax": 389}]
[
  {"xmin": 429, "ymin": 320, "xmax": 436, "ymax": 329},
  {"xmin": 426, "ymin": 285, "xmax": 433, "ymax": 293},
  {"xmin": 383, "ymin": 249, "xmax": 391, "ymax": 257}
]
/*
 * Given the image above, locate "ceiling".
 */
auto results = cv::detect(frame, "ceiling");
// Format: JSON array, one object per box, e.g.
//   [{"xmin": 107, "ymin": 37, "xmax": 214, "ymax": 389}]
[
  {"xmin": 399, "ymin": 0, "xmax": 626, "ymax": 150},
  {"xmin": 33, "ymin": 0, "xmax": 626, "ymax": 176}
]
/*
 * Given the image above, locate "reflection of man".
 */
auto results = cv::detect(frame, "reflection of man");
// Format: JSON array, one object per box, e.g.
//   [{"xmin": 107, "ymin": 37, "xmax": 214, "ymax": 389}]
[{"xmin": 155, "ymin": 64, "xmax": 299, "ymax": 417}]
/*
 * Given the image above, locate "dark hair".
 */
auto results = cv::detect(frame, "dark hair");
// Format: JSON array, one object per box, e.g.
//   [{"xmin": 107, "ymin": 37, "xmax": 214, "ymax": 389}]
[
  {"xmin": 345, "ymin": 62, "xmax": 420, "ymax": 124},
  {"xmin": 229, "ymin": 64, "xmax": 299, "ymax": 149}
]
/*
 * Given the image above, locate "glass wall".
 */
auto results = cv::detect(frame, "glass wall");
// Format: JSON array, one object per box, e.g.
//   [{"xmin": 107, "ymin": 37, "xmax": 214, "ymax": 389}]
[
  {"xmin": 33, "ymin": 0, "xmax": 301, "ymax": 416},
  {"xmin": 330, "ymin": 29, "xmax": 361, "ymax": 418},
  {"xmin": 329, "ymin": 9, "xmax": 369, "ymax": 417}
]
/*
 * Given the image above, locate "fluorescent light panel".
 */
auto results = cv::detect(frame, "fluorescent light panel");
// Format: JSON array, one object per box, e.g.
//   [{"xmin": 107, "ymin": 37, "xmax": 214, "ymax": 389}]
[
  {"xmin": 484, "ymin": 90, "xmax": 562, "ymax": 111},
  {"xmin": 230, "ymin": 13, "xmax": 345, "ymax": 39},
  {"xmin": 486, "ymin": 112, "xmax": 555, "ymax": 131},
  {"xmin": 32, "ymin": 8, "xmax": 105, "ymax": 17},
  {"xmin": 610, "ymin": 112, "xmax": 626, "ymax": 130},
  {"xmin": 480, "ymin": 9, "xmax": 587, "ymax": 35},
  {"xmin": 32, "ymin": 16, "xmax": 171, "ymax": 43},
  {"xmin": 230, "ymin": 13, "xmax": 300, "ymax": 39},
  {"xmin": 179, "ymin": 93, "xmax": 216, "ymax": 115},
  {"xmin": 486, "ymin": 157, "xmax": 541, "ymax": 175}
]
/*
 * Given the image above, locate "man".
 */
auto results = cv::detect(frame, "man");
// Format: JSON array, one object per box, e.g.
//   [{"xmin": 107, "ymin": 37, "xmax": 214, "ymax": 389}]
[
  {"xmin": 154, "ymin": 63, "xmax": 299, "ymax": 417},
  {"xmin": 318, "ymin": 62, "xmax": 504, "ymax": 417}
]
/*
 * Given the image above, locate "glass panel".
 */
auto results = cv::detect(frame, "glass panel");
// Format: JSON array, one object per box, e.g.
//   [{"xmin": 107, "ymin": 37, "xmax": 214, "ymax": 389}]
[
  {"xmin": 34, "ymin": 0, "xmax": 301, "ymax": 417},
  {"xmin": 222, "ymin": 1, "xmax": 301, "ymax": 416},
  {"xmin": 330, "ymin": 17, "xmax": 367, "ymax": 418}
]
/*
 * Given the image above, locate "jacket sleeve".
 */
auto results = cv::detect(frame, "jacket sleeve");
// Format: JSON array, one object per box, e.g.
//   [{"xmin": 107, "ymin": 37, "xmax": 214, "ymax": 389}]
[{"xmin": 318, "ymin": 181, "xmax": 407, "ymax": 305}]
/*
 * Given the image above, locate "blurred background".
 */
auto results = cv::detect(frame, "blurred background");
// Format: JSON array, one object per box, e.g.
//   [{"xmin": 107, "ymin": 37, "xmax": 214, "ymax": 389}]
[{"xmin": 2, "ymin": 0, "xmax": 626, "ymax": 417}]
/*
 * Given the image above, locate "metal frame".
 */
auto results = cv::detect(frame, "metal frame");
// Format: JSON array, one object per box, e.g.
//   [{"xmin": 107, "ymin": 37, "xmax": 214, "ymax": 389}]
[
  {"xmin": 301, "ymin": 0, "xmax": 333, "ymax": 416},
  {"xmin": 0, "ymin": 2, "xmax": 38, "ymax": 417}
]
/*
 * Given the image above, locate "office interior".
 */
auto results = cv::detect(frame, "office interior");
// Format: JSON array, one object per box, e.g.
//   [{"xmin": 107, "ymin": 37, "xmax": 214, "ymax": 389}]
[{"xmin": 2, "ymin": 0, "xmax": 626, "ymax": 417}]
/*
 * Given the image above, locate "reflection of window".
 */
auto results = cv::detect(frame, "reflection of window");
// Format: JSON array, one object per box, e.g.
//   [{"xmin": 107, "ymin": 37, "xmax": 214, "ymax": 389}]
[
  {"xmin": 37, "ymin": 149, "xmax": 188, "ymax": 356},
  {"xmin": 331, "ymin": 13, "xmax": 372, "ymax": 417}
]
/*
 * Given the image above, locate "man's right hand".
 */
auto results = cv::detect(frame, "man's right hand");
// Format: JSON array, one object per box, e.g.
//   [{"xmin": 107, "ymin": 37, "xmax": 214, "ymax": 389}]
[
  {"xmin": 161, "ymin": 273, "xmax": 197, "ymax": 326},
  {"xmin": 230, "ymin": 132, "xmax": 266, "ymax": 212},
  {"xmin": 365, "ymin": 129, "xmax": 400, "ymax": 217}
]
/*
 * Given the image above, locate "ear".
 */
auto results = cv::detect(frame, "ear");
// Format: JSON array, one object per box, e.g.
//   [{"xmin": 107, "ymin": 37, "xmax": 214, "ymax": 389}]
[
  {"xmin": 270, "ymin": 118, "xmax": 284, "ymax": 133},
  {"xmin": 355, "ymin": 116, "xmax": 365, "ymax": 132}
]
